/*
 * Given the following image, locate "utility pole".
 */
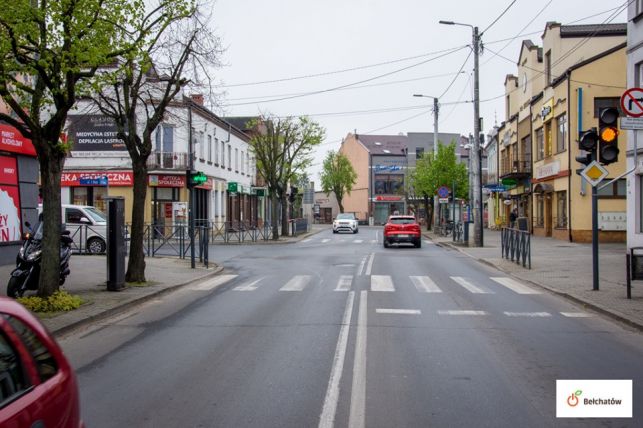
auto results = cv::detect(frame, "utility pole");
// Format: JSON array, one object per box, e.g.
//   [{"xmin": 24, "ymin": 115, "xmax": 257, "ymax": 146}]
[
  {"xmin": 188, "ymin": 103, "xmax": 195, "ymax": 268},
  {"xmin": 472, "ymin": 25, "xmax": 482, "ymax": 247},
  {"xmin": 412, "ymin": 93, "xmax": 439, "ymax": 229}
]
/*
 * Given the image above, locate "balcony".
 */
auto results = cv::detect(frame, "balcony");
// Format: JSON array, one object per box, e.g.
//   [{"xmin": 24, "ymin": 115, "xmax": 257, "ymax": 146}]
[
  {"xmin": 147, "ymin": 152, "xmax": 189, "ymax": 170},
  {"xmin": 499, "ymin": 158, "xmax": 531, "ymax": 179}
]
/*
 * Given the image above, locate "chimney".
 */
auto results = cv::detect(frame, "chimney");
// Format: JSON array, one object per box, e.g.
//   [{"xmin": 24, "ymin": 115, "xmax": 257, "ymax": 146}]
[{"xmin": 190, "ymin": 94, "xmax": 204, "ymax": 106}]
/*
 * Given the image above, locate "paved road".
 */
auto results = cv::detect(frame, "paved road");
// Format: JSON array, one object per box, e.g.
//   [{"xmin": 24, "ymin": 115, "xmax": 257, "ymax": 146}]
[{"xmin": 60, "ymin": 227, "xmax": 643, "ymax": 427}]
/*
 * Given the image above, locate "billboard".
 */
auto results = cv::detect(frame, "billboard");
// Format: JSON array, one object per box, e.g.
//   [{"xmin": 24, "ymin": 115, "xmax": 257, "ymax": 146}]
[
  {"xmin": 67, "ymin": 114, "xmax": 126, "ymax": 151},
  {"xmin": 0, "ymin": 156, "xmax": 22, "ymax": 243},
  {"xmin": 0, "ymin": 123, "xmax": 36, "ymax": 156}
]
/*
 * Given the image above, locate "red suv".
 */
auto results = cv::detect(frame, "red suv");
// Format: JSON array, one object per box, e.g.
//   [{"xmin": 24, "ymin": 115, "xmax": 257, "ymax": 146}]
[
  {"xmin": 383, "ymin": 215, "xmax": 422, "ymax": 248},
  {"xmin": 0, "ymin": 297, "xmax": 83, "ymax": 427}
]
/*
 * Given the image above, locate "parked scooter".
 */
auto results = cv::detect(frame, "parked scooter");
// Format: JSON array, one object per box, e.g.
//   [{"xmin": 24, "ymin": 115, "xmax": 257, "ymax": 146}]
[{"xmin": 7, "ymin": 221, "xmax": 73, "ymax": 298}]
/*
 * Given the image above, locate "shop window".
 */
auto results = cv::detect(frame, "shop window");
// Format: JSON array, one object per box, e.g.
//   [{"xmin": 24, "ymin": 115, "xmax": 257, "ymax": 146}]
[
  {"xmin": 71, "ymin": 187, "xmax": 89, "ymax": 205},
  {"xmin": 555, "ymin": 191, "xmax": 567, "ymax": 228},
  {"xmin": 556, "ymin": 114, "xmax": 566, "ymax": 153},
  {"xmin": 535, "ymin": 194, "xmax": 544, "ymax": 227},
  {"xmin": 374, "ymin": 174, "xmax": 404, "ymax": 195}
]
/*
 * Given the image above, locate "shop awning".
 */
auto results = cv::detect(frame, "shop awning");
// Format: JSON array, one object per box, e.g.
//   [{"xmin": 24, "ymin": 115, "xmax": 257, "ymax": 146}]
[{"xmin": 533, "ymin": 183, "xmax": 554, "ymax": 193}]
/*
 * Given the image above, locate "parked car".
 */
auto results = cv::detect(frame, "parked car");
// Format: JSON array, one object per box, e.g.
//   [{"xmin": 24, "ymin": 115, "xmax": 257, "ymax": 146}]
[
  {"xmin": 0, "ymin": 297, "xmax": 83, "ymax": 427},
  {"xmin": 39, "ymin": 204, "xmax": 107, "ymax": 254},
  {"xmin": 383, "ymin": 215, "xmax": 422, "ymax": 248},
  {"xmin": 333, "ymin": 213, "xmax": 359, "ymax": 234}
]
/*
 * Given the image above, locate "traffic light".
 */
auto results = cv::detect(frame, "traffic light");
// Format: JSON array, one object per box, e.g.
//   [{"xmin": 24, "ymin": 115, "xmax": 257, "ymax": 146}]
[
  {"xmin": 576, "ymin": 128, "xmax": 598, "ymax": 167},
  {"xmin": 288, "ymin": 186, "xmax": 298, "ymax": 203},
  {"xmin": 187, "ymin": 170, "xmax": 207, "ymax": 187},
  {"xmin": 598, "ymin": 107, "xmax": 619, "ymax": 165}
]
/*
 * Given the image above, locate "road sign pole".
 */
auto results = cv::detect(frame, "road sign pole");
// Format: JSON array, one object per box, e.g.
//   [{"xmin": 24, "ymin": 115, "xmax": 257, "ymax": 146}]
[{"xmin": 592, "ymin": 186, "xmax": 599, "ymax": 291}]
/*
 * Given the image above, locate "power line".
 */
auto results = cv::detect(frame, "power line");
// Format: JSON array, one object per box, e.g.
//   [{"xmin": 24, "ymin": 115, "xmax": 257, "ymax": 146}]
[
  {"xmin": 438, "ymin": 50, "xmax": 472, "ymax": 99},
  {"xmin": 482, "ymin": 0, "xmax": 519, "ymax": 35}
]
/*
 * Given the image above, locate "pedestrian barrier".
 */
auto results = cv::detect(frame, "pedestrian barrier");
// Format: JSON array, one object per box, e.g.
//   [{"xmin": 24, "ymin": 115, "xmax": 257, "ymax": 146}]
[
  {"xmin": 501, "ymin": 227, "xmax": 531, "ymax": 269},
  {"xmin": 453, "ymin": 222, "xmax": 464, "ymax": 243}
]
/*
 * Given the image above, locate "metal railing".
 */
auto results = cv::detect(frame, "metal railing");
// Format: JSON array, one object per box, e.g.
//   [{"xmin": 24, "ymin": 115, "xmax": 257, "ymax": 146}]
[
  {"xmin": 501, "ymin": 227, "xmax": 531, "ymax": 269},
  {"xmin": 147, "ymin": 151, "xmax": 189, "ymax": 170}
]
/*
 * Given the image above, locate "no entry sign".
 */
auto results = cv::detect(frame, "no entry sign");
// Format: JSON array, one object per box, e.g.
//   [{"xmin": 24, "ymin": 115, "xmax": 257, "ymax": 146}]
[{"xmin": 621, "ymin": 87, "xmax": 643, "ymax": 117}]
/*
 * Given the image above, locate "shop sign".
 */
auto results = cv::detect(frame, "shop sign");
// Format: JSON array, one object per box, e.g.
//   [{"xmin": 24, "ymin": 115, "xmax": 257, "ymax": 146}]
[
  {"xmin": 375, "ymin": 195, "xmax": 402, "ymax": 201},
  {"xmin": 67, "ymin": 114, "xmax": 126, "ymax": 151},
  {"xmin": 252, "ymin": 187, "xmax": 266, "ymax": 197},
  {"xmin": 62, "ymin": 171, "xmax": 133, "ymax": 186},
  {"xmin": 227, "ymin": 182, "xmax": 238, "ymax": 193},
  {"xmin": 0, "ymin": 156, "xmax": 21, "ymax": 242},
  {"xmin": 0, "ymin": 124, "xmax": 36, "ymax": 156},
  {"xmin": 541, "ymin": 98, "xmax": 554, "ymax": 121},
  {"xmin": 195, "ymin": 177, "xmax": 213, "ymax": 190},
  {"xmin": 374, "ymin": 164, "xmax": 402, "ymax": 172},
  {"xmin": 149, "ymin": 174, "xmax": 186, "ymax": 188},
  {"xmin": 535, "ymin": 160, "xmax": 560, "ymax": 180}
]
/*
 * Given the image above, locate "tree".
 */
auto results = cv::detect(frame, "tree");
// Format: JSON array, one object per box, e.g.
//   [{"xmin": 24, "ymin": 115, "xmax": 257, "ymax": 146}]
[
  {"xmin": 83, "ymin": 1, "xmax": 221, "ymax": 283},
  {"xmin": 0, "ymin": 0, "xmax": 141, "ymax": 296},
  {"xmin": 247, "ymin": 116, "xmax": 324, "ymax": 239},
  {"xmin": 320, "ymin": 151, "xmax": 357, "ymax": 214},
  {"xmin": 411, "ymin": 142, "xmax": 468, "ymax": 230}
]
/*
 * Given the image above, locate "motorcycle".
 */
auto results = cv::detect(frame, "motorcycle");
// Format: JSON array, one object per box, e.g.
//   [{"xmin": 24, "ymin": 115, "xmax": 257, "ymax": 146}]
[{"xmin": 7, "ymin": 221, "xmax": 73, "ymax": 298}]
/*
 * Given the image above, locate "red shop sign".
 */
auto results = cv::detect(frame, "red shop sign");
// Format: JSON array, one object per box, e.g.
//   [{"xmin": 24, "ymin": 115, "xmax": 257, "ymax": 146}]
[
  {"xmin": 61, "ymin": 171, "xmax": 134, "ymax": 186},
  {"xmin": 0, "ymin": 156, "xmax": 18, "ymax": 186},
  {"xmin": 148, "ymin": 174, "xmax": 186, "ymax": 188},
  {"xmin": 376, "ymin": 195, "xmax": 402, "ymax": 201},
  {"xmin": 0, "ymin": 124, "xmax": 37, "ymax": 157}
]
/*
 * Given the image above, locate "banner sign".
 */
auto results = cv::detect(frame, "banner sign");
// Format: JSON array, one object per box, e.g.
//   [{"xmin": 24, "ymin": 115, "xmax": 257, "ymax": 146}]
[
  {"xmin": 67, "ymin": 114, "xmax": 126, "ymax": 151},
  {"xmin": 0, "ymin": 156, "xmax": 21, "ymax": 242},
  {"xmin": 0, "ymin": 156, "xmax": 18, "ymax": 186},
  {"xmin": 149, "ymin": 174, "xmax": 186, "ymax": 188},
  {"xmin": 0, "ymin": 123, "xmax": 36, "ymax": 156},
  {"xmin": 62, "ymin": 171, "xmax": 133, "ymax": 186}
]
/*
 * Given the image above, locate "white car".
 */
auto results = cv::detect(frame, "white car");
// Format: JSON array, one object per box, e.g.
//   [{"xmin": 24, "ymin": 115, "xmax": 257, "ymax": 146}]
[{"xmin": 333, "ymin": 213, "xmax": 359, "ymax": 234}]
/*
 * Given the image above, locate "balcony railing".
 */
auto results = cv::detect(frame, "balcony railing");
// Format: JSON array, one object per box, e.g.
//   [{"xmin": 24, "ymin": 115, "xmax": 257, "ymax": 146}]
[
  {"xmin": 500, "ymin": 159, "xmax": 531, "ymax": 177},
  {"xmin": 147, "ymin": 152, "xmax": 189, "ymax": 170}
]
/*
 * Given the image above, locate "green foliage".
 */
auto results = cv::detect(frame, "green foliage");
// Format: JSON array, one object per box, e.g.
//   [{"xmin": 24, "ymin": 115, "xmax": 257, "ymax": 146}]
[
  {"xmin": 320, "ymin": 151, "xmax": 357, "ymax": 212},
  {"xmin": 411, "ymin": 141, "xmax": 468, "ymax": 200},
  {"xmin": 18, "ymin": 290, "xmax": 84, "ymax": 313}
]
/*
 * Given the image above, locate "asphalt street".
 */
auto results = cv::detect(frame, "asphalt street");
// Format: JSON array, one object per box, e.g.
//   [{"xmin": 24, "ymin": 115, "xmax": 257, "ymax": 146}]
[{"xmin": 59, "ymin": 226, "xmax": 643, "ymax": 427}]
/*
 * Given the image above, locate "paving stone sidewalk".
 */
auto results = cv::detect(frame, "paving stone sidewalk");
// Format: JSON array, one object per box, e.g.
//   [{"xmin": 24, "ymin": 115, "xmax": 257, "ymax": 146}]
[{"xmin": 426, "ymin": 228, "xmax": 643, "ymax": 330}]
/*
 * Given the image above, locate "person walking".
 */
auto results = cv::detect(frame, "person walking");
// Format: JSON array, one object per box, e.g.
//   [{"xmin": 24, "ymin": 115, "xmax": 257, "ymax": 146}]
[{"xmin": 509, "ymin": 208, "xmax": 517, "ymax": 228}]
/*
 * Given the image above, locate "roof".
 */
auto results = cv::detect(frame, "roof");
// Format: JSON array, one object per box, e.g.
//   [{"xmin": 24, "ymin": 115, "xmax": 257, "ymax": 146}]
[
  {"xmin": 221, "ymin": 116, "xmax": 259, "ymax": 131},
  {"xmin": 357, "ymin": 134, "xmax": 408, "ymax": 155},
  {"xmin": 559, "ymin": 23, "xmax": 626, "ymax": 38}
]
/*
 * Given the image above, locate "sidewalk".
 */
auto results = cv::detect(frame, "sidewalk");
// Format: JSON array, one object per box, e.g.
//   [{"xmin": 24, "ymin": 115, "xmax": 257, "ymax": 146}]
[
  {"xmin": 425, "ymin": 228, "xmax": 643, "ymax": 330},
  {"xmin": 0, "ymin": 224, "xmax": 327, "ymax": 337}
]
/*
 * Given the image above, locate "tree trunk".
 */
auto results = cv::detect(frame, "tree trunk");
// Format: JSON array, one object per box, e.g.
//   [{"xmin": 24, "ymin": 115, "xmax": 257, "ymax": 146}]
[
  {"xmin": 337, "ymin": 197, "xmax": 344, "ymax": 214},
  {"xmin": 281, "ymin": 196, "xmax": 290, "ymax": 237},
  {"xmin": 125, "ymin": 157, "xmax": 148, "ymax": 283},
  {"xmin": 270, "ymin": 193, "xmax": 279, "ymax": 240},
  {"xmin": 38, "ymin": 143, "xmax": 65, "ymax": 297}
]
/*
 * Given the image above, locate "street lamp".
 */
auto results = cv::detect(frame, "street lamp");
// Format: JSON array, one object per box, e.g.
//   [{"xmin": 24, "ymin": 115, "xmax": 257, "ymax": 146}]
[{"xmin": 439, "ymin": 19, "xmax": 483, "ymax": 247}]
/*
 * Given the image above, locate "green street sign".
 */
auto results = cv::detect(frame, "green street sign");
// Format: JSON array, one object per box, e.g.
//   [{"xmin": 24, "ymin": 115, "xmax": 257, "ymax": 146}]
[
  {"xmin": 189, "ymin": 171, "xmax": 207, "ymax": 186},
  {"xmin": 227, "ymin": 182, "xmax": 238, "ymax": 193}
]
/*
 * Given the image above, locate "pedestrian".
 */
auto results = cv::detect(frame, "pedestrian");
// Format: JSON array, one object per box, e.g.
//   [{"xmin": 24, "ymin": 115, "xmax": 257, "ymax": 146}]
[{"xmin": 509, "ymin": 208, "xmax": 517, "ymax": 228}]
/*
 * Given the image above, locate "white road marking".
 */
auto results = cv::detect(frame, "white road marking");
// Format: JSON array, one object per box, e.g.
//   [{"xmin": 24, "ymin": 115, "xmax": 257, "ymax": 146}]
[
  {"xmin": 279, "ymin": 275, "xmax": 312, "ymax": 291},
  {"xmin": 322, "ymin": 239, "xmax": 331, "ymax": 243},
  {"xmin": 233, "ymin": 277, "xmax": 263, "ymax": 291},
  {"xmin": 491, "ymin": 277, "xmax": 541, "ymax": 294},
  {"xmin": 357, "ymin": 256, "xmax": 367, "ymax": 276},
  {"xmin": 318, "ymin": 291, "xmax": 355, "ymax": 428},
  {"xmin": 560, "ymin": 312, "xmax": 594, "ymax": 318},
  {"xmin": 334, "ymin": 275, "xmax": 353, "ymax": 292},
  {"xmin": 349, "ymin": 291, "xmax": 367, "ymax": 428},
  {"xmin": 376, "ymin": 309, "xmax": 421, "ymax": 315},
  {"xmin": 365, "ymin": 253, "xmax": 375, "ymax": 276},
  {"xmin": 353, "ymin": 239, "xmax": 363, "ymax": 243},
  {"xmin": 450, "ymin": 276, "xmax": 493, "ymax": 294},
  {"xmin": 375, "ymin": 230, "xmax": 379, "ymax": 242},
  {"xmin": 371, "ymin": 275, "xmax": 395, "ymax": 292},
  {"xmin": 504, "ymin": 312, "xmax": 551, "ymax": 317},
  {"xmin": 410, "ymin": 276, "xmax": 442, "ymax": 293},
  {"xmin": 189, "ymin": 274, "xmax": 237, "ymax": 291},
  {"xmin": 438, "ymin": 310, "xmax": 487, "ymax": 316}
]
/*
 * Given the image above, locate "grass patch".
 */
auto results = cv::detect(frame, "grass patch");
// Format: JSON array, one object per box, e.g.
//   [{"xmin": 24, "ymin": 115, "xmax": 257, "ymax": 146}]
[{"xmin": 18, "ymin": 290, "xmax": 84, "ymax": 313}]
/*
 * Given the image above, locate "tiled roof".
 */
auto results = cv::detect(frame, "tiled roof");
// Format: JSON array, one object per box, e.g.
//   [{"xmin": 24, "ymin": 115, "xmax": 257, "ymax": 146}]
[
  {"xmin": 560, "ymin": 23, "xmax": 626, "ymax": 38},
  {"xmin": 221, "ymin": 116, "xmax": 258, "ymax": 131}
]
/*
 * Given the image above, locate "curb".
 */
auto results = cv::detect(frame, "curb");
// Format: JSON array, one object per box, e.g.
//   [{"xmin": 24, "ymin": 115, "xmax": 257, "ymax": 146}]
[
  {"xmin": 427, "ymin": 236, "xmax": 643, "ymax": 333},
  {"xmin": 51, "ymin": 265, "xmax": 224, "ymax": 338}
]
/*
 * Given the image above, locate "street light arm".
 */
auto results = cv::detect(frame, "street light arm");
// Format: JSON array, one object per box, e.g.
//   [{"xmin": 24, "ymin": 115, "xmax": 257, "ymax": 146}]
[{"xmin": 439, "ymin": 20, "xmax": 473, "ymax": 29}]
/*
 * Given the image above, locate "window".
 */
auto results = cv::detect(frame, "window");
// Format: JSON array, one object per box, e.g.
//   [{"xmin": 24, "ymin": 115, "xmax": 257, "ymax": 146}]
[
  {"xmin": 416, "ymin": 147, "xmax": 425, "ymax": 159},
  {"xmin": 155, "ymin": 125, "xmax": 174, "ymax": 153},
  {"xmin": 241, "ymin": 150, "xmax": 244, "ymax": 174},
  {"xmin": 0, "ymin": 330, "xmax": 29, "ymax": 406},
  {"xmin": 214, "ymin": 138, "xmax": 219, "ymax": 165},
  {"xmin": 65, "ymin": 208, "xmax": 87, "ymax": 224},
  {"xmin": 556, "ymin": 114, "xmax": 567, "ymax": 153},
  {"xmin": 227, "ymin": 145, "xmax": 232, "ymax": 169},
  {"xmin": 198, "ymin": 132, "xmax": 205, "ymax": 160},
  {"xmin": 221, "ymin": 141, "xmax": 225, "ymax": 167},
  {"xmin": 235, "ymin": 148, "xmax": 239, "ymax": 172},
  {"xmin": 555, "ymin": 191, "xmax": 567, "ymax": 228},
  {"xmin": 597, "ymin": 178, "xmax": 626, "ymax": 198},
  {"xmin": 545, "ymin": 50, "xmax": 551, "ymax": 85},
  {"xmin": 208, "ymin": 135, "xmax": 212, "ymax": 162},
  {"xmin": 535, "ymin": 194, "xmax": 544, "ymax": 227},
  {"xmin": 5, "ymin": 315, "xmax": 58, "ymax": 382},
  {"xmin": 536, "ymin": 128, "xmax": 544, "ymax": 161},
  {"xmin": 637, "ymin": 0, "xmax": 643, "ymax": 16},
  {"xmin": 246, "ymin": 153, "xmax": 250, "ymax": 175},
  {"xmin": 374, "ymin": 174, "xmax": 404, "ymax": 195},
  {"xmin": 636, "ymin": 61, "xmax": 643, "ymax": 87}
]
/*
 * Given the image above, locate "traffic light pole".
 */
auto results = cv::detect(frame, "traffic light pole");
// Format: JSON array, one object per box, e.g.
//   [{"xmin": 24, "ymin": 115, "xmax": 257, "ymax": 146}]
[{"xmin": 592, "ymin": 186, "xmax": 599, "ymax": 291}]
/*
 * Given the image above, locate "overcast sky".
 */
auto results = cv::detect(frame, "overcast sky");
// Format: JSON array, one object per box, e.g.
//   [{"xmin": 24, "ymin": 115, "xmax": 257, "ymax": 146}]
[{"xmin": 210, "ymin": 0, "xmax": 628, "ymax": 186}]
